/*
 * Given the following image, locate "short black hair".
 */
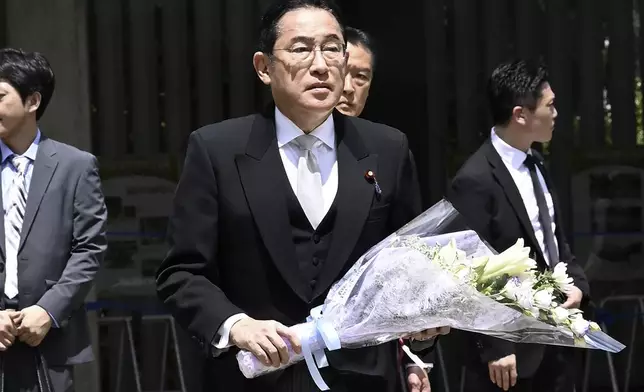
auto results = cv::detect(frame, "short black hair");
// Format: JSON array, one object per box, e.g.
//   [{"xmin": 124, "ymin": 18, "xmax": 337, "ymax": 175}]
[
  {"xmin": 488, "ymin": 59, "xmax": 549, "ymax": 126},
  {"xmin": 258, "ymin": 0, "xmax": 345, "ymax": 54},
  {"xmin": 0, "ymin": 48, "xmax": 55, "ymax": 120},
  {"xmin": 345, "ymin": 27, "xmax": 376, "ymax": 69}
]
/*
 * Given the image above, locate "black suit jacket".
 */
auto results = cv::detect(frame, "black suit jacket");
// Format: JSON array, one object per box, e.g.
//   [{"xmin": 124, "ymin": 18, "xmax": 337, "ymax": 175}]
[
  {"xmin": 156, "ymin": 107, "xmax": 421, "ymax": 391},
  {"xmin": 446, "ymin": 139, "xmax": 589, "ymax": 378}
]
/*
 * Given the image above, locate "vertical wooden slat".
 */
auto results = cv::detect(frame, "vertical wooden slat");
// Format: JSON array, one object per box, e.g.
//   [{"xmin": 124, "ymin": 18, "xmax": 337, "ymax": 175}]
[
  {"xmin": 194, "ymin": 0, "xmax": 224, "ymax": 127},
  {"xmin": 94, "ymin": 0, "xmax": 127, "ymax": 158},
  {"xmin": 226, "ymin": 0, "xmax": 257, "ymax": 117},
  {"xmin": 129, "ymin": 0, "xmax": 160, "ymax": 155},
  {"xmin": 162, "ymin": 0, "xmax": 191, "ymax": 153},
  {"xmin": 515, "ymin": 0, "xmax": 543, "ymax": 61},
  {"xmin": 546, "ymin": 0, "xmax": 574, "ymax": 237},
  {"xmin": 423, "ymin": 0, "xmax": 448, "ymax": 204},
  {"xmin": 0, "ymin": 0, "xmax": 6, "ymax": 48},
  {"xmin": 454, "ymin": 0, "xmax": 481, "ymax": 153},
  {"xmin": 607, "ymin": 0, "xmax": 636, "ymax": 148},
  {"xmin": 638, "ymin": 0, "xmax": 644, "ymax": 146},
  {"xmin": 484, "ymin": 0, "xmax": 511, "ymax": 74},
  {"xmin": 579, "ymin": 0, "xmax": 606, "ymax": 149}
]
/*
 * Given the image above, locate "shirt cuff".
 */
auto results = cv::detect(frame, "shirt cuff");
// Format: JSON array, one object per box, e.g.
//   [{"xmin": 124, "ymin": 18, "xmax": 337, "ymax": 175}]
[
  {"xmin": 35, "ymin": 305, "xmax": 59, "ymax": 328},
  {"xmin": 212, "ymin": 313, "xmax": 248, "ymax": 349},
  {"xmin": 48, "ymin": 312, "xmax": 59, "ymax": 328}
]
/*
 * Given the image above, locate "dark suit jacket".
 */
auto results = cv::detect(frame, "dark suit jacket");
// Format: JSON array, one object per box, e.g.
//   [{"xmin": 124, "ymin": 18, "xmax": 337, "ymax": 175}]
[
  {"xmin": 156, "ymin": 107, "xmax": 422, "ymax": 391},
  {"xmin": 0, "ymin": 136, "xmax": 107, "ymax": 366},
  {"xmin": 447, "ymin": 139, "xmax": 589, "ymax": 378}
]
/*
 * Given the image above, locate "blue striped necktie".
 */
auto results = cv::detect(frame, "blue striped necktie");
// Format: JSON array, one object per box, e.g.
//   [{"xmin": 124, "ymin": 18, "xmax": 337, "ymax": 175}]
[{"xmin": 4, "ymin": 155, "xmax": 30, "ymax": 298}]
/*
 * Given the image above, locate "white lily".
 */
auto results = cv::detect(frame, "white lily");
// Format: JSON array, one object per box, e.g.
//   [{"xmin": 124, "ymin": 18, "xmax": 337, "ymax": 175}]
[
  {"xmin": 478, "ymin": 239, "xmax": 537, "ymax": 283},
  {"xmin": 455, "ymin": 265, "xmax": 472, "ymax": 282},
  {"xmin": 437, "ymin": 239, "xmax": 458, "ymax": 265}
]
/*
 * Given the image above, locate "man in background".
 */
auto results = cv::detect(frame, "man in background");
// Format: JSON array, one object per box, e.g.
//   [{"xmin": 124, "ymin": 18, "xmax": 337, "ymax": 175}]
[
  {"xmin": 335, "ymin": 27, "xmax": 440, "ymax": 392},
  {"xmin": 448, "ymin": 60, "xmax": 589, "ymax": 392},
  {"xmin": 0, "ymin": 48, "xmax": 107, "ymax": 392},
  {"xmin": 336, "ymin": 26, "xmax": 375, "ymax": 117}
]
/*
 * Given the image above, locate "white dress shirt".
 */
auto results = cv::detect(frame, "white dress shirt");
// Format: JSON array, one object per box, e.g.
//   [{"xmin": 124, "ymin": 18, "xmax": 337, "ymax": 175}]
[
  {"xmin": 2, "ymin": 130, "xmax": 40, "ymax": 298},
  {"xmin": 491, "ymin": 129, "xmax": 558, "ymax": 266},
  {"xmin": 0, "ymin": 130, "xmax": 59, "ymax": 326},
  {"xmin": 211, "ymin": 108, "xmax": 339, "ymax": 351}
]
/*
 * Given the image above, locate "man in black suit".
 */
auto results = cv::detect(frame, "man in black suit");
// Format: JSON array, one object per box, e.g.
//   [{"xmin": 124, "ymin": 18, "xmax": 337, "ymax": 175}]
[
  {"xmin": 336, "ymin": 26, "xmax": 375, "ymax": 117},
  {"xmin": 447, "ymin": 60, "xmax": 590, "ymax": 392},
  {"xmin": 156, "ymin": 1, "xmax": 442, "ymax": 391}
]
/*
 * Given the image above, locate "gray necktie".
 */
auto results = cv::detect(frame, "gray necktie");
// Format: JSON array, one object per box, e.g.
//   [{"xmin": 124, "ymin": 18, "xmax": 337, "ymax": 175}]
[
  {"xmin": 5, "ymin": 155, "xmax": 30, "ymax": 298},
  {"xmin": 524, "ymin": 155, "xmax": 559, "ymax": 268},
  {"xmin": 293, "ymin": 135, "xmax": 324, "ymax": 229}
]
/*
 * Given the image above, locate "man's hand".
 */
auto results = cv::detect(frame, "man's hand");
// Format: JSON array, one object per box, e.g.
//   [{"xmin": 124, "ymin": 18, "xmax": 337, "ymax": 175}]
[
  {"xmin": 488, "ymin": 354, "xmax": 517, "ymax": 391},
  {"xmin": 0, "ymin": 311, "xmax": 19, "ymax": 351},
  {"xmin": 16, "ymin": 306, "xmax": 52, "ymax": 347},
  {"xmin": 408, "ymin": 326, "xmax": 450, "ymax": 341},
  {"xmin": 407, "ymin": 365, "xmax": 431, "ymax": 392},
  {"xmin": 561, "ymin": 286, "xmax": 583, "ymax": 309},
  {"xmin": 229, "ymin": 318, "xmax": 301, "ymax": 368}
]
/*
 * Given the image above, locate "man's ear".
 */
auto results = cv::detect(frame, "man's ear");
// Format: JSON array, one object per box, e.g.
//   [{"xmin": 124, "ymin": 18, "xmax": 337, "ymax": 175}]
[
  {"xmin": 512, "ymin": 106, "xmax": 527, "ymax": 126},
  {"xmin": 26, "ymin": 92, "xmax": 42, "ymax": 115},
  {"xmin": 253, "ymin": 52, "xmax": 271, "ymax": 85}
]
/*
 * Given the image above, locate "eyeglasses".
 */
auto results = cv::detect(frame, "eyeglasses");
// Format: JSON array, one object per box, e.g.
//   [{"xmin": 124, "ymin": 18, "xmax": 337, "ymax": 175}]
[{"xmin": 273, "ymin": 42, "xmax": 346, "ymax": 65}]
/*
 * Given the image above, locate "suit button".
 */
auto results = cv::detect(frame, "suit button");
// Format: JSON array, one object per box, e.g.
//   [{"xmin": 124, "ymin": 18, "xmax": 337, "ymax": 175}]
[
  {"xmin": 0, "ymin": 263, "xmax": 4, "ymax": 273},
  {"xmin": 310, "ymin": 279, "xmax": 316, "ymax": 288},
  {"xmin": 312, "ymin": 257, "xmax": 320, "ymax": 266},
  {"xmin": 312, "ymin": 234, "xmax": 320, "ymax": 243}
]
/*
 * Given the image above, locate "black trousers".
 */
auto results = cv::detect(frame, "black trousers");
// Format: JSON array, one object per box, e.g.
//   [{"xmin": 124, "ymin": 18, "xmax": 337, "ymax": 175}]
[
  {"xmin": 1, "ymin": 295, "xmax": 73, "ymax": 392},
  {"xmin": 462, "ymin": 346, "xmax": 580, "ymax": 392}
]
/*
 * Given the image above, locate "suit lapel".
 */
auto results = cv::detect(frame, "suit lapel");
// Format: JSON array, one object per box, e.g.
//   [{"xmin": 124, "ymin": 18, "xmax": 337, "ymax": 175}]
[
  {"xmin": 235, "ymin": 110, "xmax": 310, "ymax": 302},
  {"xmin": 314, "ymin": 113, "xmax": 376, "ymax": 299},
  {"xmin": 484, "ymin": 141, "xmax": 546, "ymax": 263},
  {"xmin": 19, "ymin": 137, "xmax": 58, "ymax": 252}
]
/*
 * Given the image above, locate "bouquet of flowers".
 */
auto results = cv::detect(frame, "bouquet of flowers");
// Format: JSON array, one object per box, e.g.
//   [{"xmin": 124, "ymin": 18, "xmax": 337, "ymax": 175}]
[{"xmin": 236, "ymin": 199, "xmax": 624, "ymax": 390}]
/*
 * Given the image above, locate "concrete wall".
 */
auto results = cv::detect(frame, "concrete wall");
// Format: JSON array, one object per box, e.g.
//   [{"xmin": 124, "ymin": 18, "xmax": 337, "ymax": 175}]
[
  {"xmin": 0, "ymin": 0, "xmax": 6, "ymax": 48},
  {"xmin": 5, "ymin": 0, "xmax": 92, "ymax": 150}
]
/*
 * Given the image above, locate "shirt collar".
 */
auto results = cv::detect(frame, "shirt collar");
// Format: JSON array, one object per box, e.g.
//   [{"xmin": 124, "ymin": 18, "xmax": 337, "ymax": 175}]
[
  {"xmin": 1, "ymin": 129, "xmax": 41, "ymax": 165},
  {"xmin": 490, "ymin": 127, "xmax": 529, "ymax": 170},
  {"xmin": 275, "ymin": 107, "xmax": 335, "ymax": 150}
]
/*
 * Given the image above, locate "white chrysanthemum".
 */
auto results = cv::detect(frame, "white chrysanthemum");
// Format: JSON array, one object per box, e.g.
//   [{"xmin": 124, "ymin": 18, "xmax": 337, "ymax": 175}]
[
  {"xmin": 502, "ymin": 277, "xmax": 535, "ymax": 310},
  {"xmin": 552, "ymin": 263, "xmax": 574, "ymax": 292},
  {"xmin": 570, "ymin": 314, "xmax": 591, "ymax": 336},
  {"xmin": 533, "ymin": 288, "xmax": 554, "ymax": 308}
]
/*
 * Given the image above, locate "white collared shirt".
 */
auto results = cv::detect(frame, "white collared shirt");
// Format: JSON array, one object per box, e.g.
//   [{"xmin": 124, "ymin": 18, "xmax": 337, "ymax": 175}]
[
  {"xmin": 212, "ymin": 109, "xmax": 339, "ymax": 351},
  {"xmin": 1, "ymin": 130, "xmax": 40, "ymax": 298},
  {"xmin": 490, "ymin": 128, "xmax": 558, "ymax": 266},
  {"xmin": 275, "ymin": 107, "xmax": 338, "ymax": 216}
]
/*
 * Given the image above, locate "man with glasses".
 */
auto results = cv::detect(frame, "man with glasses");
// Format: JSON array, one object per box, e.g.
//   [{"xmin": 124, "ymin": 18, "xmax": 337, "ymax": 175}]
[{"xmin": 156, "ymin": 0, "xmax": 443, "ymax": 391}]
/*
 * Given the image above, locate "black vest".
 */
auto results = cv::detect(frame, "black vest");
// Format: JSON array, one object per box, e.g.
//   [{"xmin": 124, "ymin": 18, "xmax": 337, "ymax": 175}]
[{"xmin": 284, "ymin": 180, "xmax": 337, "ymax": 298}]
